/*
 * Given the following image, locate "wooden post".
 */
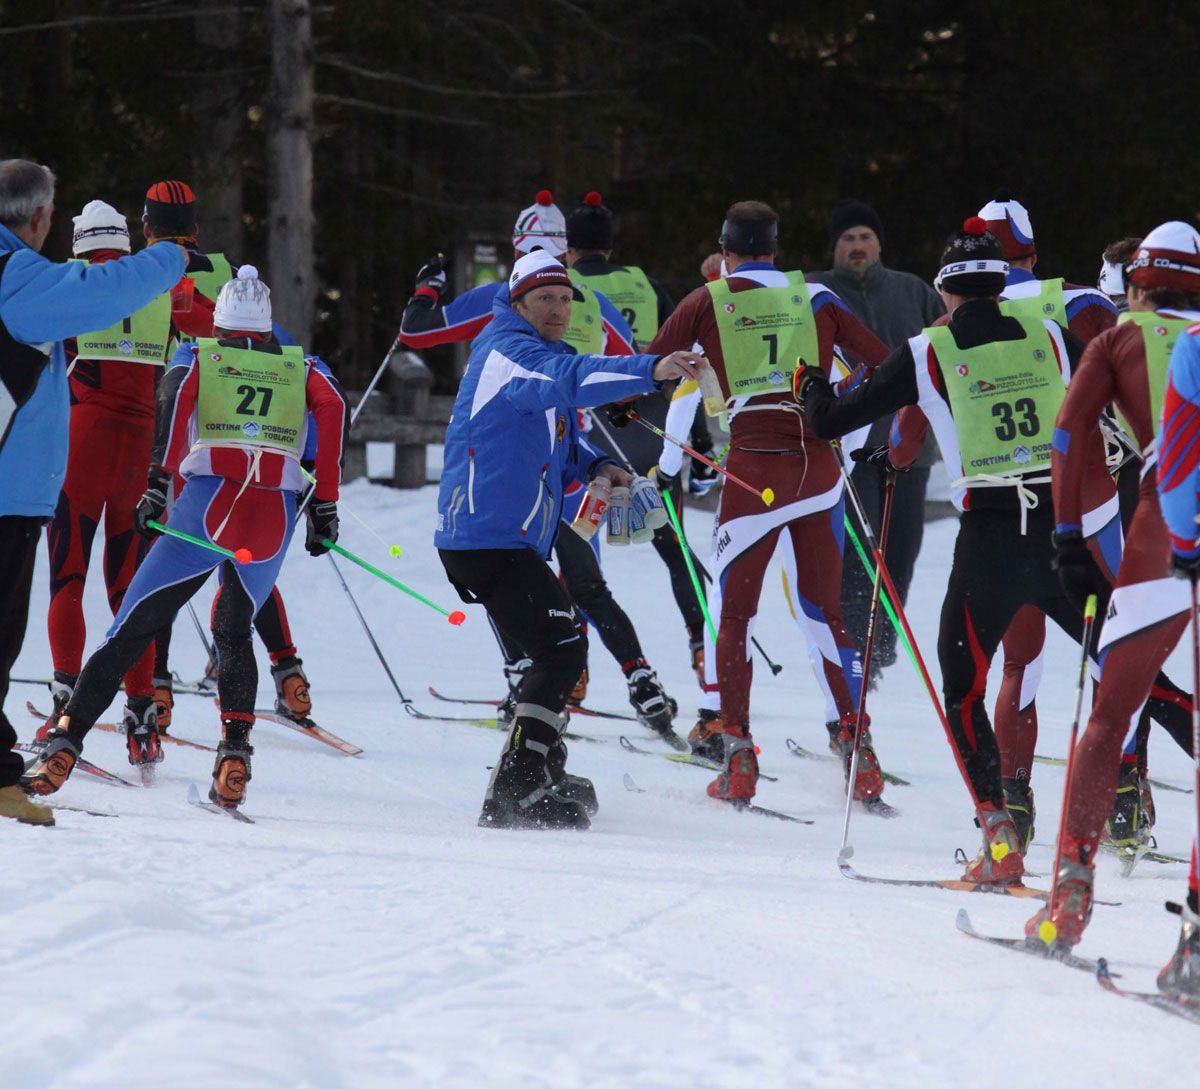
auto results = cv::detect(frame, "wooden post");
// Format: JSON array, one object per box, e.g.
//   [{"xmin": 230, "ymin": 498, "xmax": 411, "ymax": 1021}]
[{"xmin": 267, "ymin": 0, "xmax": 315, "ymax": 343}]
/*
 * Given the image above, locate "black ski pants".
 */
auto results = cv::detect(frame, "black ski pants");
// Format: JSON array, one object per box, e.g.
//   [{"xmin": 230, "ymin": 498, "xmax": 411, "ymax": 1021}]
[
  {"xmin": 553, "ymin": 524, "xmax": 643, "ymax": 669},
  {"xmin": 64, "ymin": 562, "xmax": 259, "ymax": 747},
  {"xmin": 440, "ymin": 547, "xmax": 587, "ymax": 727},
  {"xmin": 649, "ymin": 478, "xmax": 706, "ymax": 643},
  {"xmin": 0, "ymin": 515, "xmax": 43, "ymax": 787},
  {"xmin": 939, "ymin": 504, "xmax": 1088, "ymax": 811},
  {"xmin": 841, "ymin": 462, "xmax": 930, "ymax": 671}
]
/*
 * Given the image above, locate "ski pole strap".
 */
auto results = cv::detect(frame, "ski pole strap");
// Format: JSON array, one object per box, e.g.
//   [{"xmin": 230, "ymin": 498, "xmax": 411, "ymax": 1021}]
[
  {"xmin": 662, "ymin": 491, "xmax": 717, "ymax": 643},
  {"xmin": 147, "ymin": 520, "xmax": 251, "ymax": 564},
  {"xmin": 322, "ymin": 540, "xmax": 465, "ymax": 625},
  {"xmin": 841, "ymin": 515, "xmax": 917, "ymax": 672}
]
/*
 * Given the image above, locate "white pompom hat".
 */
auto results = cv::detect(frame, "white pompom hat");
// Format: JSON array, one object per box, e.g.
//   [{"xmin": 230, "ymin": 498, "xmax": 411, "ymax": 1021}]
[
  {"xmin": 213, "ymin": 264, "xmax": 273, "ymax": 332},
  {"xmin": 512, "ymin": 189, "xmax": 567, "ymax": 256},
  {"xmin": 71, "ymin": 200, "xmax": 130, "ymax": 256}
]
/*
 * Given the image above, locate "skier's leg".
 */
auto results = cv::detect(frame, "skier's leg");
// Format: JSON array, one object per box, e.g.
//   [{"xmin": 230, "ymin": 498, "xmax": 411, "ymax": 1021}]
[{"xmin": 995, "ymin": 606, "xmax": 1045, "ymax": 781}]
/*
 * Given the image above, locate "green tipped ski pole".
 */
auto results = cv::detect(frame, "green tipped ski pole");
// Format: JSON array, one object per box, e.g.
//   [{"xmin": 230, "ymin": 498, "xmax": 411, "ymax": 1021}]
[
  {"xmin": 148, "ymin": 520, "xmax": 253, "ymax": 564},
  {"xmin": 323, "ymin": 540, "xmax": 465, "ymax": 626},
  {"xmin": 662, "ymin": 491, "xmax": 717, "ymax": 644}
]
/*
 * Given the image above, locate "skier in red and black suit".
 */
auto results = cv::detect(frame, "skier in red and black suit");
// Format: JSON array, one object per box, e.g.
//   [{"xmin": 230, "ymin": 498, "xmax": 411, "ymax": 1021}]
[
  {"xmin": 1025, "ymin": 221, "xmax": 1200, "ymax": 947},
  {"xmin": 799, "ymin": 218, "xmax": 1105, "ymax": 885},
  {"xmin": 644, "ymin": 200, "xmax": 890, "ymax": 805},
  {"xmin": 45, "ymin": 200, "xmax": 180, "ymax": 765},
  {"xmin": 141, "ymin": 180, "xmax": 317, "ymax": 729}
]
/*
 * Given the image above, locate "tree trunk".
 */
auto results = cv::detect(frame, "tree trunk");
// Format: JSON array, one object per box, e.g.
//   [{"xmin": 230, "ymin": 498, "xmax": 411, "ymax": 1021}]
[
  {"xmin": 192, "ymin": 0, "xmax": 245, "ymax": 261},
  {"xmin": 267, "ymin": 0, "xmax": 315, "ymax": 343}
]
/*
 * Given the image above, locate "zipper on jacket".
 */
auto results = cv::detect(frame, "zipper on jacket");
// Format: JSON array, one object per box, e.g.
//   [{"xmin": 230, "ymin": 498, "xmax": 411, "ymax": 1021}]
[
  {"xmin": 467, "ymin": 447, "xmax": 476, "ymax": 514},
  {"xmin": 520, "ymin": 464, "xmax": 549, "ymax": 536}
]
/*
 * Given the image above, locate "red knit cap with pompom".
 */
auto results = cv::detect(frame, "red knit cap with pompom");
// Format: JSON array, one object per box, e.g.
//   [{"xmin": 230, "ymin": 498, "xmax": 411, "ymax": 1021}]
[
  {"xmin": 535, "ymin": 189, "xmax": 553, "ymax": 206},
  {"xmin": 584, "ymin": 191, "xmax": 603, "ymax": 207},
  {"xmin": 963, "ymin": 215, "xmax": 988, "ymax": 236}
]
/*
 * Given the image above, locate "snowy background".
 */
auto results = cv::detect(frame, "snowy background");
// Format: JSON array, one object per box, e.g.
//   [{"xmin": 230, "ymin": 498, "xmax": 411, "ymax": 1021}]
[{"xmin": 1, "ymin": 478, "xmax": 1196, "ymax": 1089}]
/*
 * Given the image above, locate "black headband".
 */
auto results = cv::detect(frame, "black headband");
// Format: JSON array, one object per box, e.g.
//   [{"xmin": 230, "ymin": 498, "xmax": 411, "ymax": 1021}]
[{"xmin": 719, "ymin": 216, "xmax": 778, "ymax": 255}]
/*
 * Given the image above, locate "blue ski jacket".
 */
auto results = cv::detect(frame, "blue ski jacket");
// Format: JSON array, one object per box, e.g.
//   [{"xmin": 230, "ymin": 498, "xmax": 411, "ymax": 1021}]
[
  {"xmin": 0, "ymin": 223, "xmax": 185, "ymax": 517},
  {"xmin": 435, "ymin": 285, "xmax": 660, "ymax": 558}
]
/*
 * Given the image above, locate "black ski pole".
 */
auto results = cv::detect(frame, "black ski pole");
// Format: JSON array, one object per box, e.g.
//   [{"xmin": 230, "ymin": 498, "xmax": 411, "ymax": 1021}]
[
  {"xmin": 325, "ymin": 550, "xmax": 421, "ymax": 715},
  {"xmin": 185, "ymin": 600, "xmax": 218, "ymax": 681}
]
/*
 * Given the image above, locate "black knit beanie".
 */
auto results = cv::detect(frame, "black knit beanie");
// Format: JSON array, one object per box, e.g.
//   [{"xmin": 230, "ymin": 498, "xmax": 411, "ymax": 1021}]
[
  {"xmin": 828, "ymin": 199, "xmax": 884, "ymax": 248},
  {"xmin": 566, "ymin": 191, "xmax": 614, "ymax": 250},
  {"xmin": 935, "ymin": 217, "xmax": 1008, "ymax": 296}
]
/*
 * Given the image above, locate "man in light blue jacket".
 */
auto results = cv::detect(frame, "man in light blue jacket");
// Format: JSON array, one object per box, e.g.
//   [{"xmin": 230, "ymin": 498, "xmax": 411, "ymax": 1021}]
[
  {"xmin": 437, "ymin": 249, "xmax": 705, "ymax": 830},
  {"xmin": 0, "ymin": 159, "xmax": 186, "ymax": 821}
]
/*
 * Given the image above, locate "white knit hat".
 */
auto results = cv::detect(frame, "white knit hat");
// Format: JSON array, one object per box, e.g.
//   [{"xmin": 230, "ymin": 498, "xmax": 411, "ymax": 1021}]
[
  {"xmin": 213, "ymin": 265, "xmax": 273, "ymax": 332},
  {"xmin": 507, "ymin": 250, "xmax": 573, "ymax": 301},
  {"xmin": 512, "ymin": 189, "xmax": 567, "ymax": 256},
  {"xmin": 71, "ymin": 200, "xmax": 130, "ymax": 255}
]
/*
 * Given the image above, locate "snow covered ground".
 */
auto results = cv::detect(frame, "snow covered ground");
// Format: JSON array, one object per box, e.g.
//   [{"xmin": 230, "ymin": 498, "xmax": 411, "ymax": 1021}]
[{"xmin": 2, "ymin": 480, "xmax": 1196, "ymax": 1089}]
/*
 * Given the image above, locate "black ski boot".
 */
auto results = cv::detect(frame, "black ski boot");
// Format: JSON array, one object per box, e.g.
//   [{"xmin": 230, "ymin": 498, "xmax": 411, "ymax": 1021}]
[
  {"xmin": 626, "ymin": 663, "xmax": 676, "ymax": 737},
  {"xmin": 1158, "ymin": 900, "xmax": 1200, "ymax": 1001},
  {"xmin": 1103, "ymin": 762, "xmax": 1150, "ymax": 850},
  {"xmin": 479, "ymin": 713, "xmax": 589, "ymax": 830},
  {"xmin": 547, "ymin": 738, "xmax": 598, "ymax": 815},
  {"xmin": 1002, "ymin": 774, "xmax": 1036, "ymax": 854}
]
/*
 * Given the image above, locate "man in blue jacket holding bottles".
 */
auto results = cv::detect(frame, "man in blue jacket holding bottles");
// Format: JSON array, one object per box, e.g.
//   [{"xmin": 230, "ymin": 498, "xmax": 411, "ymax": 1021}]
[
  {"xmin": 437, "ymin": 250, "xmax": 705, "ymax": 829},
  {"xmin": 0, "ymin": 159, "xmax": 186, "ymax": 826}
]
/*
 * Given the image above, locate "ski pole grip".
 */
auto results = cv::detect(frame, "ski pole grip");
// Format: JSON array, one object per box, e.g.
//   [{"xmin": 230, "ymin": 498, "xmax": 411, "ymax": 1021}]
[{"xmin": 1083, "ymin": 594, "xmax": 1098, "ymax": 622}]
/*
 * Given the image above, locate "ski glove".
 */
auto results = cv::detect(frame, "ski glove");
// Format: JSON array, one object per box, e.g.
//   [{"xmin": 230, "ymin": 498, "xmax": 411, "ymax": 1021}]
[
  {"xmin": 606, "ymin": 401, "xmax": 635, "ymax": 428},
  {"xmin": 412, "ymin": 255, "xmax": 447, "ymax": 304},
  {"xmin": 134, "ymin": 470, "xmax": 170, "ymax": 540},
  {"xmin": 792, "ymin": 361, "xmax": 830, "ymax": 411},
  {"xmin": 851, "ymin": 443, "xmax": 907, "ymax": 474},
  {"xmin": 1170, "ymin": 550, "xmax": 1200, "ymax": 578},
  {"xmin": 1052, "ymin": 530, "xmax": 1111, "ymax": 614},
  {"xmin": 688, "ymin": 459, "xmax": 719, "ymax": 496},
  {"xmin": 651, "ymin": 466, "xmax": 679, "ymax": 494},
  {"xmin": 305, "ymin": 501, "xmax": 339, "ymax": 557}
]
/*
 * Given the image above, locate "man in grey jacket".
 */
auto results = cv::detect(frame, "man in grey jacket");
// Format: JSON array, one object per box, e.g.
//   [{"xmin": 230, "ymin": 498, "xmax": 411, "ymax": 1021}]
[{"xmin": 807, "ymin": 200, "xmax": 944, "ymax": 682}]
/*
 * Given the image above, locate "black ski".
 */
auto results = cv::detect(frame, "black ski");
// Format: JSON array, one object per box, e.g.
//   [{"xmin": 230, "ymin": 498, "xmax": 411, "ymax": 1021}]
[
  {"xmin": 622, "ymin": 772, "xmax": 812, "ymax": 824},
  {"xmin": 1096, "ymin": 958, "xmax": 1200, "ymax": 1023},
  {"xmin": 956, "ymin": 908, "xmax": 1109, "ymax": 972},
  {"xmin": 785, "ymin": 738, "xmax": 911, "ymax": 787},
  {"xmin": 187, "ymin": 783, "xmax": 254, "ymax": 824},
  {"xmin": 617, "ymin": 735, "xmax": 779, "ymax": 781}
]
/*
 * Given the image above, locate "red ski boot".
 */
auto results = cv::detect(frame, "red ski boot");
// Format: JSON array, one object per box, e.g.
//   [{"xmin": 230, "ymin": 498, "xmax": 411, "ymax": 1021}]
[
  {"xmin": 1024, "ymin": 833, "xmax": 1097, "ymax": 947},
  {"xmin": 831, "ymin": 712, "xmax": 884, "ymax": 801},
  {"xmin": 961, "ymin": 803, "xmax": 1025, "ymax": 885},
  {"xmin": 707, "ymin": 729, "xmax": 758, "ymax": 803}
]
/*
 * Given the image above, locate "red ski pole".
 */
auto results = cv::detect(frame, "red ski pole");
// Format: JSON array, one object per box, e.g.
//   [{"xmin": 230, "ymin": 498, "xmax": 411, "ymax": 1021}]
[
  {"xmin": 1039, "ymin": 593, "xmax": 1099, "ymax": 946},
  {"xmin": 627, "ymin": 411, "xmax": 774, "ymax": 506}
]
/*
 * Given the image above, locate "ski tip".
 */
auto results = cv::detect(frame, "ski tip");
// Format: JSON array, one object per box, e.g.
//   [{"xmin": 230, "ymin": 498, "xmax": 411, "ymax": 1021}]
[
  {"xmin": 837, "ymin": 845, "xmax": 855, "ymax": 865},
  {"xmin": 187, "ymin": 783, "xmax": 200, "ymax": 804},
  {"xmin": 954, "ymin": 907, "xmax": 972, "ymax": 932},
  {"xmin": 622, "ymin": 772, "xmax": 640, "ymax": 793}
]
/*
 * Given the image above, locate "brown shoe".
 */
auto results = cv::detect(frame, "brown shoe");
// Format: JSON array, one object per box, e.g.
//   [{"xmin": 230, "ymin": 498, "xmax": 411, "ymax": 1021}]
[{"xmin": 0, "ymin": 784, "xmax": 54, "ymax": 825}]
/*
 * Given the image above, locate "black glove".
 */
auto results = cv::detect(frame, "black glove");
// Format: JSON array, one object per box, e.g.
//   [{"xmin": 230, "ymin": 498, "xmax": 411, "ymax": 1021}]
[
  {"xmin": 651, "ymin": 466, "xmax": 679, "ymax": 494},
  {"xmin": 305, "ymin": 501, "xmax": 339, "ymax": 557},
  {"xmin": 411, "ymin": 255, "xmax": 447, "ymax": 305},
  {"xmin": 606, "ymin": 401, "xmax": 635, "ymax": 428},
  {"xmin": 1052, "ymin": 531, "xmax": 1111, "ymax": 614},
  {"xmin": 850, "ymin": 443, "xmax": 906, "ymax": 473},
  {"xmin": 134, "ymin": 470, "xmax": 170, "ymax": 540},
  {"xmin": 792, "ymin": 361, "xmax": 830, "ymax": 411},
  {"xmin": 1170, "ymin": 551, "xmax": 1200, "ymax": 579}
]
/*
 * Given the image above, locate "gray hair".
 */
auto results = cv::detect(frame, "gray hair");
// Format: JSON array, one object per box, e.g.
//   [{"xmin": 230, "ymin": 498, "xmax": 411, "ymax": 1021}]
[{"xmin": 0, "ymin": 160, "xmax": 57, "ymax": 228}]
